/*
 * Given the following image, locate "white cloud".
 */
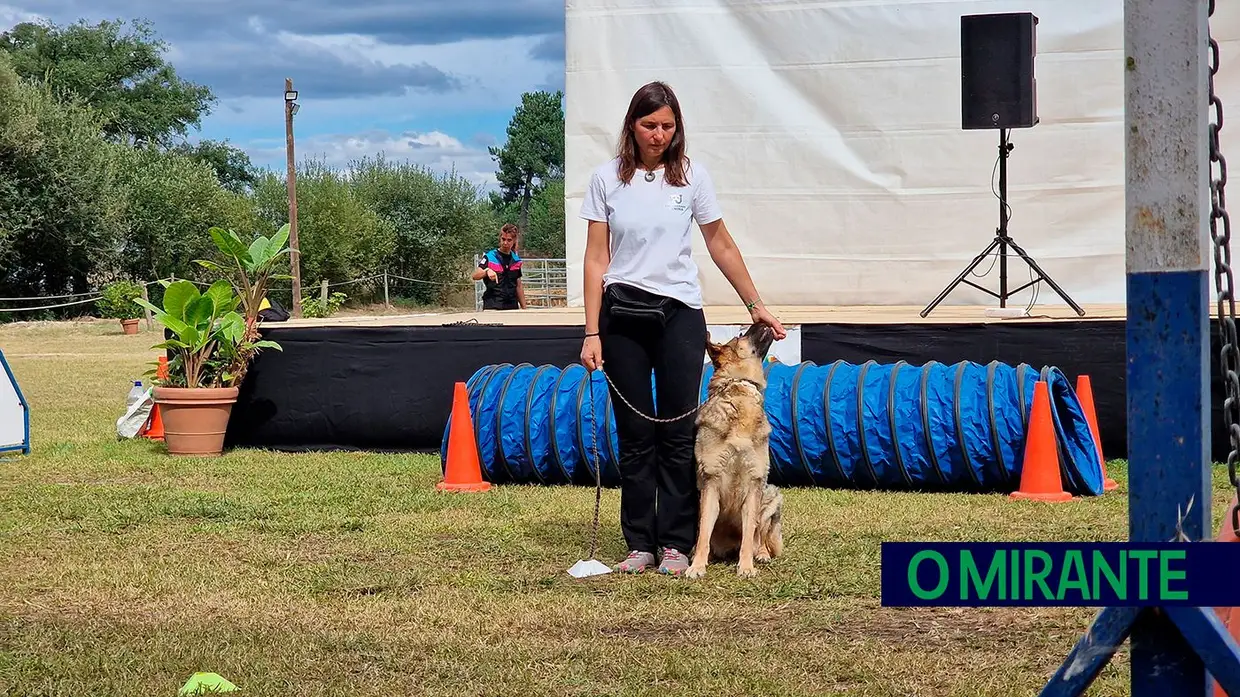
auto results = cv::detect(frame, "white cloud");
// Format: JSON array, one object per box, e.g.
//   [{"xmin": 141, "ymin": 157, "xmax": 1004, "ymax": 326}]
[
  {"xmin": 0, "ymin": 3, "xmax": 45, "ymax": 25},
  {"xmin": 188, "ymin": 30, "xmax": 559, "ymax": 193},
  {"xmin": 1, "ymin": 2, "xmax": 561, "ymax": 197},
  {"xmin": 245, "ymin": 129, "xmax": 498, "ymax": 191},
  {"xmin": 195, "ymin": 31, "xmax": 554, "ymax": 116}
]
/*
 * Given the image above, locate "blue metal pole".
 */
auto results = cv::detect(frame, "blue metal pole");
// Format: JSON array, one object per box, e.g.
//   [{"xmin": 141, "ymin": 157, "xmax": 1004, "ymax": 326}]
[
  {"xmin": 1123, "ymin": 0, "xmax": 1212, "ymax": 540},
  {"xmin": 1039, "ymin": 2, "xmax": 1240, "ymax": 695},
  {"xmin": 1124, "ymin": 1, "xmax": 1212, "ymax": 693}
]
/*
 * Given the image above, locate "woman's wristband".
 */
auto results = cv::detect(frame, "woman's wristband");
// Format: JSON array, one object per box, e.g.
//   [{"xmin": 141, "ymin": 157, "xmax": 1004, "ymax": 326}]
[
  {"xmin": 584, "ymin": 331, "xmax": 599, "ymax": 338},
  {"xmin": 745, "ymin": 297, "xmax": 761, "ymax": 311}
]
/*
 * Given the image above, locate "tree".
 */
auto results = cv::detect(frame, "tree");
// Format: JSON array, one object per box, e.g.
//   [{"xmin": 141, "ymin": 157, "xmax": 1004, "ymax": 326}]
[
  {"xmin": 0, "ymin": 18, "xmax": 215, "ymax": 147},
  {"xmin": 521, "ymin": 178, "xmax": 566, "ymax": 258},
  {"xmin": 0, "ymin": 52, "xmax": 127, "ymax": 300},
  {"xmin": 170, "ymin": 139, "xmax": 258, "ymax": 194},
  {"xmin": 488, "ymin": 90, "xmax": 564, "ymax": 235},
  {"xmin": 250, "ymin": 158, "xmax": 398, "ymax": 295},
  {"xmin": 112, "ymin": 145, "xmax": 257, "ymax": 284},
  {"xmin": 349, "ymin": 155, "xmax": 493, "ymax": 304}
]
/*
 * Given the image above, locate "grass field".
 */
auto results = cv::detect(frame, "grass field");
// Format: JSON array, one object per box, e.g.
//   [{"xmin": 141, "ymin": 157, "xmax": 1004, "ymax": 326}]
[{"xmin": 0, "ymin": 319, "xmax": 1235, "ymax": 696}]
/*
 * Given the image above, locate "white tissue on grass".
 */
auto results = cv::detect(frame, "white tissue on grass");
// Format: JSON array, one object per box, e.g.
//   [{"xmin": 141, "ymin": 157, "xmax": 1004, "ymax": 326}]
[{"xmin": 567, "ymin": 559, "xmax": 612, "ymax": 578}]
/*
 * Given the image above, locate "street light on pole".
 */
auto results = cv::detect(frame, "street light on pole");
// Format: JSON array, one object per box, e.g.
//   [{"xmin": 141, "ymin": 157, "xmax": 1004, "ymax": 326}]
[{"xmin": 284, "ymin": 78, "xmax": 303, "ymax": 318}]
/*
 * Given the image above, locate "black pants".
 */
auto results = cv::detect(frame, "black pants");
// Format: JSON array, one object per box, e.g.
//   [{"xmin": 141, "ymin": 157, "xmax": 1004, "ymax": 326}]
[
  {"xmin": 599, "ymin": 286, "xmax": 706, "ymax": 554},
  {"xmin": 482, "ymin": 297, "xmax": 518, "ymax": 310}
]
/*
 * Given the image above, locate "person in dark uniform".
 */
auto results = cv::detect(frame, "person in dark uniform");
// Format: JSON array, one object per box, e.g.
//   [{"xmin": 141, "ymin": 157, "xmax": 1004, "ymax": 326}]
[{"xmin": 472, "ymin": 223, "xmax": 526, "ymax": 310}]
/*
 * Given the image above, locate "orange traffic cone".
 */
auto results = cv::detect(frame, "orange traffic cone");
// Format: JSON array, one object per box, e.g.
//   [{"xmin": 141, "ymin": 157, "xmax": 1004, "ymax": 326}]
[
  {"xmin": 142, "ymin": 356, "xmax": 167, "ymax": 441},
  {"xmin": 141, "ymin": 400, "xmax": 165, "ymax": 440},
  {"xmin": 1075, "ymin": 375, "xmax": 1117, "ymax": 491},
  {"xmin": 1214, "ymin": 494, "xmax": 1240, "ymax": 697},
  {"xmin": 437, "ymin": 381, "xmax": 491, "ymax": 492},
  {"xmin": 1010, "ymin": 380, "xmax": 1072, "ymax": 502}
]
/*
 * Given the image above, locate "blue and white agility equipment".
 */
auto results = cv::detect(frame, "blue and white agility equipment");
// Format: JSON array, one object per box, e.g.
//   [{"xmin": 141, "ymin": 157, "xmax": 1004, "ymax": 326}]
[
  {"xmin": 1041, "ymin": 4, "xmax": 1240, "ymax": 695},
  {"xmin": 0, "ymin": 348, "xmax": 30, "ymax": 455},
  {"xmin": 440, "ymin": 359, "xmax": 1105, "ymax": 496}
]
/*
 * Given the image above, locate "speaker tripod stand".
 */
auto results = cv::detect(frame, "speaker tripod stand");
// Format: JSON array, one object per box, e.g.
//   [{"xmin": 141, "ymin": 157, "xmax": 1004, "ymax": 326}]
[{"xmin": 920, "ymin": 128, "xmax": 1085, "ymax": 318}]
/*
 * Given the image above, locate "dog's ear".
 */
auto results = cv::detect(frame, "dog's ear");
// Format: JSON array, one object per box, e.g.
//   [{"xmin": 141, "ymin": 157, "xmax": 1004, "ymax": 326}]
[{"xmin": 705, "ymin": 340, "xmax": 725, "ymax": 365}]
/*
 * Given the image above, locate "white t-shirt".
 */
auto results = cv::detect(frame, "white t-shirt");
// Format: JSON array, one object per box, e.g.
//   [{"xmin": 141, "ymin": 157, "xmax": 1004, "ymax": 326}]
[{"xmin": 578, "ymin": 156, "xmax": 723, "ymax": 309}]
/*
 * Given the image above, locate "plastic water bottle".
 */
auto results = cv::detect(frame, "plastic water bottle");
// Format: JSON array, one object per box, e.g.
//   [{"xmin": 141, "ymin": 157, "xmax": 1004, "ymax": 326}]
[{"xmin": 126, "ymin": 380, "xmax": 145, "ymax": 408}]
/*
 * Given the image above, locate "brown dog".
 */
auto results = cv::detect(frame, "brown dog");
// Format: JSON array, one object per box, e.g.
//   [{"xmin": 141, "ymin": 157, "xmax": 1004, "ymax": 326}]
[{"xmin": 686, "ymin": 322, "xmax": 784, "ymax": 579}]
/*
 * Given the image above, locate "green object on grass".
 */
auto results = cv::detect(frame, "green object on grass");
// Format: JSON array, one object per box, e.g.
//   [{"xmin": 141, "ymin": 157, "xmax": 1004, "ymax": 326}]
[{"xmin": 178, "ymin": 672, "xmax": 237, "ymax": 695}]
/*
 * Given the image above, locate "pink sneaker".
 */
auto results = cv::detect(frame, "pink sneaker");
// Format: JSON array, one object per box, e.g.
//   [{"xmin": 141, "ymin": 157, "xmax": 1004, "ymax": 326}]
[
  {"xmin": 658, "ymin": 548, "xmax": 689, "ymax": 576},
  {"xmin": 617, "ymin": 550, "xmax": 656, "ymax": 573}
]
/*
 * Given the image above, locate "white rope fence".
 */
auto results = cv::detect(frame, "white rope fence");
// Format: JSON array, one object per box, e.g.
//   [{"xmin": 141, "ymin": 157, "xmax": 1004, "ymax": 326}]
[
  {"xmin": 1, "ymin": 258, "xmax": 568, "ymax": 315},
  {"xmin": 0, "ymin": 296, "xmax": 114, "ymax": 313},
  {"xmin": 0, "ymin": 279, "xmax": 167, "ymax": 313},
  {"xmin": 0, "ymin": 272, "xmax": 478, "ymax": 314}
]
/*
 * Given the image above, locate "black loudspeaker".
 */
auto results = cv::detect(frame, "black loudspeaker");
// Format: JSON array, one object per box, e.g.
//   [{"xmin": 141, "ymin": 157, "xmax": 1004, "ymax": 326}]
[{"xmin": 961, "ymin": 12, "xmax": 1038, "ymax": 130}]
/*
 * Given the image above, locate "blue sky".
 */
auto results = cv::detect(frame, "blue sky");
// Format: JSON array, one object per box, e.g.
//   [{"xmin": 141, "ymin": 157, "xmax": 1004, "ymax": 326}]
[{"xmin": 0, "ymin": 0, "xmax": 565, "ymax": 191}]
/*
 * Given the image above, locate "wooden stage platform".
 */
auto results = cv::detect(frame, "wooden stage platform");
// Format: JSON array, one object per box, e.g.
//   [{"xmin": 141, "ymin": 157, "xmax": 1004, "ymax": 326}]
[
  {"xmin": 228, "ymin": 300, "xmax": 1230, "ymax": 462},
  {"xmin": 280, "ymin": 303, "xmax": 1131, "ymax": 329}
]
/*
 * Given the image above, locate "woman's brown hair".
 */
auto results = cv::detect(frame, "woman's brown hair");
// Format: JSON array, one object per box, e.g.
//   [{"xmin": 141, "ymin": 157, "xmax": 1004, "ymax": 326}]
[{"xmin": 616, "ymin": 81, "xmax": 690, "ymax": 187}]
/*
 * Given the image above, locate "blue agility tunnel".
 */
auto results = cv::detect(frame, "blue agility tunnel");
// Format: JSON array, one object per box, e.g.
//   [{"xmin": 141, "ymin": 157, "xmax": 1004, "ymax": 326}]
[{"xmin": 441, "ymin": 359, "xmax": 1106, "ymax": 496}]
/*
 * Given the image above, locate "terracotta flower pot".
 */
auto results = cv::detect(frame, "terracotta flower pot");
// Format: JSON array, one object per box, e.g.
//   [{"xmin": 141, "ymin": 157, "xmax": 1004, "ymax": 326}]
[
  {"xmin": 153, "ymin": 386, "xmax": 240, "ymax": 457},
  {"xmin": 120, "ymin": 318, "xmax": 139, "ymax": 335}
]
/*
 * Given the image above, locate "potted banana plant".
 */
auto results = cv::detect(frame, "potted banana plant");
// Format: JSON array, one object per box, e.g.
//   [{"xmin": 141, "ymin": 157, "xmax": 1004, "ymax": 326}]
[
  {"xmin": 133, "ymin": 224, "xmax": 290, "ymax": 456},
  {"xmin": 97, "ymin": 280, "xmax": 145, "ymax": 334},
  {"xmin": 193, "ymin": 223, "xmax": 293, "ymax": 387}
]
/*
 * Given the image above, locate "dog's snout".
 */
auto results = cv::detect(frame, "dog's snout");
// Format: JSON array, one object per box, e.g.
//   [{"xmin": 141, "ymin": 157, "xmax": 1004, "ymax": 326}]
[
  {"xmin": 746, "ymin": 322, "xmax": 773, "ymax": 342},
  {"xmin": 745, "ymin": 322, "xmax": 775, "ymax": 356}
]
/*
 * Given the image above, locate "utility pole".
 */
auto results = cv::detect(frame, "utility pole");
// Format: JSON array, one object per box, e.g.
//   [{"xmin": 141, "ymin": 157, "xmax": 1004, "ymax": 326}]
[{"xmin": 284, "ymin": 78, "xmax": 303, "ymax": 318}]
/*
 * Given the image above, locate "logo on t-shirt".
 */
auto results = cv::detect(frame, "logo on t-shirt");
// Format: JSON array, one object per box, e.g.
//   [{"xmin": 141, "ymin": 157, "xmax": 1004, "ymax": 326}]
[{"xmin": 667, "ymin": 193, "xmax": 688, "ymax": 212}]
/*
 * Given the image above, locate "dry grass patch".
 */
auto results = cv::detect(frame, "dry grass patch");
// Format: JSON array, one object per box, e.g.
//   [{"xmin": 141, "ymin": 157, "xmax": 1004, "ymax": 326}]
[{"xmin": 0, "ymin": 321, "xmax": 1231, "ymax": 696}]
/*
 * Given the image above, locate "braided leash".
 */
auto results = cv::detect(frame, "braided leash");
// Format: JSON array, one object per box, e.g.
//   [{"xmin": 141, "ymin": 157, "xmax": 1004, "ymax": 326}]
[{"xmin": 583, "ymin": 364, "xmax": 703, "ymax": 560}]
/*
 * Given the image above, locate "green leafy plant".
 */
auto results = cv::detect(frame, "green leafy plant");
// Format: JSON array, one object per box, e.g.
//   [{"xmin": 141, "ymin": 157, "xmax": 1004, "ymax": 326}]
[
  {"xmin": 96, "ymin": 280, "xmax": 145, "ymax": 320},
  {"xmin": 196, "ymin": 223, "xmax": 292, "ymax": 326},
  {"xmin": 193, "ymin": 223, "xmax": 292, "ymax": 385},
  {"xmin": 301, "ymin": 291, "xmax": 347, "ymax": 318},
  {"xmin": 133, "ymin": 279, "xmax": 280, "ymax": 388}
]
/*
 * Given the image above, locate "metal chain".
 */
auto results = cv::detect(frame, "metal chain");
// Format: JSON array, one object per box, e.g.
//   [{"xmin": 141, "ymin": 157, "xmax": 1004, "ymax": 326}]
[
  {"xmin": 1206, "ymin": 0, "xmax": 1240, "ymax": 531},
  {"xmin": 582, "ymin": 367, "xmax": 758, "ymax": 558},
  {"xmin": 582, "ymin": 364, "xmax": 709, "ymax": 558},
  {"xmin": 600, "ymin": 369, "xmax": 701, "ymax": 423}
]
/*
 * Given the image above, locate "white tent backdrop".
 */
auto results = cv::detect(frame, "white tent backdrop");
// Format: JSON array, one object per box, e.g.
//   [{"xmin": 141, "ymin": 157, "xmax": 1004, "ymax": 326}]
[{"xmin": 564, "ymin": 0, "xmax": 1240, "ymax": 309}]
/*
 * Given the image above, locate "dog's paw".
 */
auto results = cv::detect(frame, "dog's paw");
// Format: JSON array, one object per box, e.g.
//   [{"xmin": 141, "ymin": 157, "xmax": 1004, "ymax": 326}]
[
  {"xmin": 755, "ymin": 551, "xmax": 772, "ymax": 563},
  {"xmin": 685, "ymin": 565, "xmax": 707, "ymax": 579},
  {"xmin": 737, "ymin": 564, "xmax": 758, "ymax": 579}
]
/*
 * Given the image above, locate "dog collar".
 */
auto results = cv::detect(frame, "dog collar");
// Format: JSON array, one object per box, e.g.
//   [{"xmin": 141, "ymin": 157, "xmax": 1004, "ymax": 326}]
[{"xmin": 708, "ymin": 376, "xmax": 764, "ymax": 394}]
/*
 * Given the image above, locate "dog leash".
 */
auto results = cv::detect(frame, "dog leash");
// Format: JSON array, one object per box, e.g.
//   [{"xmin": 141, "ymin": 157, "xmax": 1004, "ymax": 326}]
[
  {"xmin": 587, "ymin": 371, "xmax": 602, "ymax": 560},
  {"xmin": 599, "ymin": 367, "xmax": 701, "ymax": 424},
  {"xmin": 583, "ymin": 365, "xmax": 762, "ymax": 562},
  {"xmin": 584, "ymin": 364, "xmax": 698, "ymax": 561}
]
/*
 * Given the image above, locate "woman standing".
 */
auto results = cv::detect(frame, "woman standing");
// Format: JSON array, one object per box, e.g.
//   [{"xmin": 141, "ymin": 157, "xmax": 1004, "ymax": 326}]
[{"xmin": 578, "ymin": 81, "xmax": 787, "ymax": 576}]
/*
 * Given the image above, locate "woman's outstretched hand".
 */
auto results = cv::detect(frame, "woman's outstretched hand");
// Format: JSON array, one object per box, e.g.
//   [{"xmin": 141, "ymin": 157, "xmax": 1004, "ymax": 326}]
[
  {"xmin": 751, "ymin": 304, "xmax": 787, "ymax": 341},
  {"xmin": 581, "ymin": 335, "xmax": 604, "ymax": 370}
]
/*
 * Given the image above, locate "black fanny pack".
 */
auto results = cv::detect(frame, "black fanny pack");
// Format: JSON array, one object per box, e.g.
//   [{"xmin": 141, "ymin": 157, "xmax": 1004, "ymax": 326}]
[{"xmin": 606, "ymin": 283, "xmax": 672, "ymax": 325}]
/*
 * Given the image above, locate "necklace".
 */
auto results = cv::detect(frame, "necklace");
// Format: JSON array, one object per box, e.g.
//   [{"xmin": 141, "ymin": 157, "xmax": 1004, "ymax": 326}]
[{"xmin": 643, "ymin": 170, "xmax": 656, "ymax": 182}]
